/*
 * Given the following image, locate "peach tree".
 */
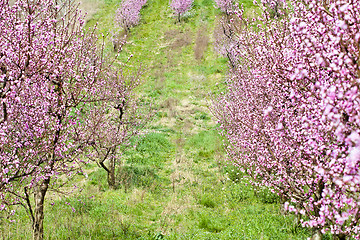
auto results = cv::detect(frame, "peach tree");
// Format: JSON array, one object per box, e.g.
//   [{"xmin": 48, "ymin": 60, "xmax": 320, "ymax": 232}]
[
  {"xmin": 213, "ymin": 0, "xmax": 360, "ymax": 239},
  {"xmin": 0, "ymin": 0, "xmax": 145, "ymax": 239}
]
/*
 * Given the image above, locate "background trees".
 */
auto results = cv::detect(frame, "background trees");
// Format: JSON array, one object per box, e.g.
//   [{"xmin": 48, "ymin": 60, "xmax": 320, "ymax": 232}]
[
  {"xmin": 213, "ymin": 0, "xmax": 360, "ymax": 238},
  {"xmin": 169, "ymin": 0, "xmax": 193, "ymax": 22},
  {"xmin": 115, "ymin": 0, "xmax": 147, "ymax": 33}
]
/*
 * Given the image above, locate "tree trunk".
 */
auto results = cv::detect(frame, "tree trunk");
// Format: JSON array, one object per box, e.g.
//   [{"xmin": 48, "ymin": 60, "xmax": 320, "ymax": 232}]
[
  {"xmin": 33, "ymin": 178, "xmax": 50, "ymax": 240},
  {"xmin": 108, "ymin": 157, "xmax": 116, "ymax": 189},
  {"xmin": 335, "ymin": 234, "xmax": 347, "ymax": 240},
  {"xmin": 311, "ymin": 229, "xmax": 322, "ymax": 240}
]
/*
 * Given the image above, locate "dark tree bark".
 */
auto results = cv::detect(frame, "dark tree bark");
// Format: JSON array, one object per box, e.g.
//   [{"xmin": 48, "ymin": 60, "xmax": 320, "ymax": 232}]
[
  {"xmin": 32, "ymin": 178, "xmax": 50, "ymax": 240},
  {"xmin": 108, "ymin": 156, "xmax": 116, "ymax": 189}
]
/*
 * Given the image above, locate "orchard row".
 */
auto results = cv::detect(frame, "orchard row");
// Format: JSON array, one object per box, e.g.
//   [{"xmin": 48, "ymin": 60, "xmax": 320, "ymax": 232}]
[{"xmin": 213, "ymin": 1, "xmax": 360, "ymax": 239}]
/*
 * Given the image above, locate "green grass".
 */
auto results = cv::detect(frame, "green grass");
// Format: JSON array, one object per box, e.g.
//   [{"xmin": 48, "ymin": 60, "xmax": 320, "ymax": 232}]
[
  {"xmin": 125, "ymin": 132, "xmax": 175, "ymax": 167},
  {"xmin": 0, "ymin": 0, "xmax": 314, "ymax": 239}
]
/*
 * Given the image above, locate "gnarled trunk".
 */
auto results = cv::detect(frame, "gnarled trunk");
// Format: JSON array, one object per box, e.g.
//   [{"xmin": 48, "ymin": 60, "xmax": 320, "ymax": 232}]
[
  {"xmin": 33, "ymin": 178, "xmax": 50, "ymax": 240},
  {"xmin": 108, "ymin": 157, "xmax": 116, "ymax": 189}
]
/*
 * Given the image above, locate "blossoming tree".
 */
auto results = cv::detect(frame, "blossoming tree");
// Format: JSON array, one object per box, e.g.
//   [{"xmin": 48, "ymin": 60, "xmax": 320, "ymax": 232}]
[
  {"xmin": 115, "ymin": 0, "xmax": 147, "ymax": 33},
  {"xmin": 213, "ymin": 0, "xmax": 360, "ymax": 239},
  {"xmin": 85, "ymin": 63, "xmax": 150, "ymax": 189},
  {"xmin": 0, "ymin": 0, "xmax": 145, "ymax": 239},
  {"xmin": 169, "ymin": 0, "xmax": 193, "ymax": 22}
]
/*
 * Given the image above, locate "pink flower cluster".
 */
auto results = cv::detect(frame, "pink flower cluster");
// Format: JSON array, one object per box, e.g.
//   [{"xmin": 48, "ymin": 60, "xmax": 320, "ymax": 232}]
[{"xmin": 213, "ymin": 0, "xmax": 360, "ymax": 238}]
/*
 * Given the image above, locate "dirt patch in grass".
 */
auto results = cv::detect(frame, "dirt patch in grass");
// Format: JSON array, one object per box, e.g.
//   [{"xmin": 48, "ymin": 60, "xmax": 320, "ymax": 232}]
[
  {"xmin": 164, "ymin": 29, "xmax": 193, "ymax": 50},
  {"xmin": 170, "ymin": 32, "xmax": 192, "ymax": 50},
  {"xmin": 164, "ymin": 29, "xmax": 181, "ymax": 40},
  {"xmin": 194, "ymin": 24, "xmax": 209, "ymax": 60}
]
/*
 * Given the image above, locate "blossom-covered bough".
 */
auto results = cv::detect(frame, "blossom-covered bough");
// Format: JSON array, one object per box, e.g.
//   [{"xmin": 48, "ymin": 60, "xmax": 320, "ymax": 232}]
[
  {"xmin": 214, "ymin": 0, "xmax": 237, "ymax": 16},
  {"xmin": 213, "ymin": 0, "xmax": 360, "ymax": 239},
  {"xmin": 0, "ymin": 0, "xmax": 146, "ymax": 239}
]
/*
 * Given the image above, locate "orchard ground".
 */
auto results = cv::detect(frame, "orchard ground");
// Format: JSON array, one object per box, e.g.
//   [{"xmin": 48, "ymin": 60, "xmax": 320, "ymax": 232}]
[{"xmin": 0, "ymin": 0, "xmax": 332, "ymax": 239}]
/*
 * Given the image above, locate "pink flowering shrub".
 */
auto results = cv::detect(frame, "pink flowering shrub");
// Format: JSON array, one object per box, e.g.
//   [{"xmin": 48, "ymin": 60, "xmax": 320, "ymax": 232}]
[
  {"xmin": 213, "ymin": 0, "xmax": 360, "ymax": 239},
  {"xmin": 115, "ymin": 0, "xmax": 147, "ymax": 32},
  {"xmin": 170, "ymin": 0, "xmax": 193, "ymax": 22}
]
